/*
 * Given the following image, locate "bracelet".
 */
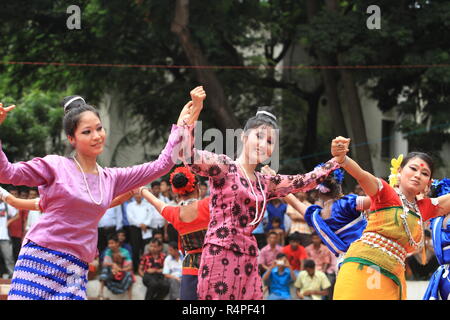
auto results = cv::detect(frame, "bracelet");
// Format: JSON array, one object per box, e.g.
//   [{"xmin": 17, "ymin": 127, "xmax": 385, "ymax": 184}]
[
  {"xmin": 34, "ymin": 198, "xmax": 40, "ymax": 211},
  {"xmin": 139, "ymin": 186, "xmax": 148, "ymax": 197},
  {"xmin": 337, "ymin": 155, "xmax": 348, "ymax": 168}
]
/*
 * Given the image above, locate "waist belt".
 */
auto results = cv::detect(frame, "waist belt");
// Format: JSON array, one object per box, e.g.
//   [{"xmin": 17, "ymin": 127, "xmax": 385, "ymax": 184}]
[{"xmin": 359, "ymin": 232, "xmax": 407, "ymax": 267}]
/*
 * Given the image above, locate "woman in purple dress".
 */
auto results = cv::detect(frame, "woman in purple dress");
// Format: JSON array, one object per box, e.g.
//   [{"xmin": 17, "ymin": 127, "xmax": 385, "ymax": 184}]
[{"xmin": 0, "ymin": 95, "xmax": 194, "ymax": 300}]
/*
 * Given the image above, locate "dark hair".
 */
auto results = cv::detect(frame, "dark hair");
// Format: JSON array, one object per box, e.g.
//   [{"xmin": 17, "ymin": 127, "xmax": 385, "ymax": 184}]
[
  {"xmin": 108, "ymin": 234, "xmax": 119, "ymax": 243},
  {"xmin": 311, "ymin": 232, "xmax": 319, "ymax": 238},
  {"xmin": 400, "ymin": 152, "xmax": 434, "ymax": 178},
  {"xmin": 289, "ymin": 232, "xmax": 302, "ymax": 243},
  {"xmin": 116, "ymin": 229, "xmax": 126, "ymax": 237},
  {"xmin": 318, "ymin": 176, "xmax": 343, "ymax": 199},
  {"xmin": 150, "ymin": 238, "xmax": 162, "ymax": 246},
  {"xmin": 272, "ymin": 217, "xmax": 281, "ymax": 224},
  {"xmin": 168, "ymin": 241, "xmax": 178, "ymax": 250},
  {"xmin": 61, "ymin": 95, "xmax": 101, "ymax": 137},
  {"xmin": 151, "ymin": 181, "xmax": 161, "ymax": 188},
  {"xmin": 304, "ymin": 259, "xmax": 315, "ymax": 269},
  {"xmin": 425, "ymin": 229, "xmax": 431, "ymax": 238},
  {"xmin": 267, "ymin": 231, "xmax": 278, "ymax": 237},
  {"xmin": 199, "ymin": 182, "xmax": 208, "ymax": 187},
  {"xmin": 153, "ymin": 229, "xmax": 163, "ymax": 237},
  {"xmin": 276, "ymin": 253, "xmax": 286, "ymax": 260},
  {"xmin": 243, "ymin": 106, "xmax": 279, "ymax": 132},
  {"xmin": 171, "ymin": 172, "xmax": 198, "ymax": 192}
]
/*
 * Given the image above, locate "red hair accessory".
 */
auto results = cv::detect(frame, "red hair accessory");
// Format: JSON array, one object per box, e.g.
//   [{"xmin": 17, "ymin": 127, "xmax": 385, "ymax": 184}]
[{"xmin": 170, "ymin": 166, "xmax": 196, "ymax": 195}]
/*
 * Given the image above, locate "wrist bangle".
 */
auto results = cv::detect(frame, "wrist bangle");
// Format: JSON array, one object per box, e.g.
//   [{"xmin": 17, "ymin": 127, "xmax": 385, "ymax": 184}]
[{"xmin": 139, "ymin": 187, "xmax": 148, "ymax": 197}]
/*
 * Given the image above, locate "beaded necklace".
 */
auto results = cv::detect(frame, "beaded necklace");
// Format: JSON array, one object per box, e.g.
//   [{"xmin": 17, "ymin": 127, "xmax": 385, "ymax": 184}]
[
  {"xmin": 73, "ymin": 156, "xmax": 104, "ymax": 206},
  {"xmin": 395, "ymin": 188, "xmax": 424, "ymax": 249},
  {"xmin": 237, "ymin": 162, "xmax": 267, "ymax": 226}
]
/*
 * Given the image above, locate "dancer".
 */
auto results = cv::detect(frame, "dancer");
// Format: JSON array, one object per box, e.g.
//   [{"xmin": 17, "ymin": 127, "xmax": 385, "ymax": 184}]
[
  {"xmin": 178, "ymin": 87, "xmax": 345, "ymax": 300},
  {"xmin": 423, "ymin": 178, "xmax": 450, "ymax": 300},
  {"xmin": 138, "ymin": 166, "xmax": 209, "ymax": 300},
  {"xmin": 330, "ymin": 137, "xmax": 450, "ymax": 300},
  {"xmin": 0, "ymin": 93, "xmax": 196, "ymax": 300}
]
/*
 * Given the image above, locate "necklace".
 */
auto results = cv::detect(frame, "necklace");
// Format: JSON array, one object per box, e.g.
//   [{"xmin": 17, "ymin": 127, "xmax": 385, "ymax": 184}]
[
  {"xmin": 73, "ymin": 156, "xmax": 104, "ymax": 206},
  {"xmin": 236, "ymin": 162, "xmax": 267, "ymax": 226},
  {"xmin": 179, "ymin": 198, "xmax": 198, "ymax": 206},
  {"xmin": 395, "ymin": 188, "xmax": 424, "ymax": 249}
]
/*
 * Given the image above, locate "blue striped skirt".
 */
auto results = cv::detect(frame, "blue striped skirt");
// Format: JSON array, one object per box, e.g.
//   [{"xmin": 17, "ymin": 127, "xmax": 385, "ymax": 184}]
[{"xmin": 7, "ymin": 241, "xmax": 89, "ymax": 300}]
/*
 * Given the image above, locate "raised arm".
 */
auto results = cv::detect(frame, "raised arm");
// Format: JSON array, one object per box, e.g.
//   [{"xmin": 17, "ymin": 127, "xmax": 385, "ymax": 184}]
[
  {"xmin": 331, "ymin": 136, "xmax": 379, "ymax": 197},
  {"xmin": 141, "ymin": 187, "xmax": 167, "ymax": 214},
  {"xmin": 0, "ymin": 187, "xmax": 40, "ymax": 211}
]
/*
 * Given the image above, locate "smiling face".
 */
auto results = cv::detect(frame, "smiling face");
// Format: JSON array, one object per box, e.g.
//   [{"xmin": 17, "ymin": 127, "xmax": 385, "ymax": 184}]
[
  {"xmin": 67, "ymin": 111, "xmax": 106, "ymax": 158},
  {"xmin": 398, "ymin": 157, "xmax": 432, "ymax": 195},
  {"xmin": 242, "ymin": 125, "xmax": 277, "ymax": 165}
]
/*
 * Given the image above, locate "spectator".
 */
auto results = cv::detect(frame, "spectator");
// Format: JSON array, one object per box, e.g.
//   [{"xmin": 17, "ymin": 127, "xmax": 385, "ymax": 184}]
[
  {"xmin": 263, "ymin": 253, "xmax": 296, "ymax": 300},
  {"xmin": 265, "ymin": 199, "xmax": 287, "ymax": 232},
  {"xmin": 127, "ymin": 194, "xmax": 153, "ymax": 273},
  {"xmin": 259, "ymin": 231, "xmax": 283, "ymax": 275},
  {"xmin": 153, "ymin": 230, "xmax": 169, "ymax": 254},
  {"xmin": 282, "ymin": 232, "xmax": 307, "ymax": 274},
  {"xmin": 295, "ymin": 259, "xmax": 331, "ymax": 300},
  {"xmin": 268, "ymin": 217, "xmax": 285, "ymax": 246},
  {"xmin": 117, "ymin": 229, "xmax": 133, "ymax": 258},
  {"xmin": 97, "ymin": 205, "xmax": 122, "ymax": 262},
  {"xmin": 305, "ymin": 233, "xmax": 332, "ymax": 273},
  {"xmin": 406, "ymin": 229, "xmax": 439, "ymax": 280},
  {"xmin": 163, "ymin": 241, "xmax": 183, "ymax": 300},
  {"xmin": 139, "ymin": 238, "xmax": 169, "ymax": 300},
  {"xmin": 252, "ymin": 209, "xmax": 268, "ymax": 249},
  {"xmin": 198, "ymin": 181, "xmax": 209, "ymax": 200},
  {"xmin": 160, "ymin": 179, "xmax": 179, "ymax": 244},
  {"xmin": 286, "ymin": 192, "xmax": 313, "ymax": 247},
  {"xmin": 98, "ymin": 234, "xmax": 134, "ymax": 300},
  {"xmin": 150, "ymin": 181, "xmax": 161, "ymax": 196},
  {"xmin": 7, "ymin": 188, "xmax": 28, "ymax": 263},
  {"xmin": 0, "ymin": 198, "xmax": 14, "ymax": 278},
  {"xmin": 147, "ymin": 183, "xmax": 166, "ymax": 236},
  {"xmin": 25, "ymin": 188, "xmax": 42, "ymax": 234}
]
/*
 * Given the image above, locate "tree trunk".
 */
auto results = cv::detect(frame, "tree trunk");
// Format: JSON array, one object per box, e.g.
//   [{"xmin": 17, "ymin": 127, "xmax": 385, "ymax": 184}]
[
  {"xmin": 339, "ymin": 63, "xmax": 374, "ymax": 172},
  {"xmin": 171, "ymin": 0, "xmax": 240, "ymax": 131},
  {"xmin": 306, "ymin": 0, "xmax": 349, "ymax": 139}
]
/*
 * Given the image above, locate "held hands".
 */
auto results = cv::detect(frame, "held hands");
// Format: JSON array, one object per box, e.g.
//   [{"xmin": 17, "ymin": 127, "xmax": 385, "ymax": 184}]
[
  {"xmin": 261, "ymin": 165, "xmax": 277, "ymax": 176},
  {"xmin": 331, "ymin": 136, "xmax": 350, "ymax": 163},
  {"xmin": 0, "ymin": 103, "xmax": 16, "ymax": 125},
  {"xmin": 176, "ymin": 86, "xmax": 206, "ymax": 126}
]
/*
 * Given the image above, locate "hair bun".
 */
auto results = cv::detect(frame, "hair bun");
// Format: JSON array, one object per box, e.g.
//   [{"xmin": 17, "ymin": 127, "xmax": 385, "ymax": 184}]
[
  {"xmin": 61, "ymin": 95, "xmax": 86, "ymax": 114},
  {"xmin": 172, "ymin": 173, "xmax": 189, "ymax": 189}
]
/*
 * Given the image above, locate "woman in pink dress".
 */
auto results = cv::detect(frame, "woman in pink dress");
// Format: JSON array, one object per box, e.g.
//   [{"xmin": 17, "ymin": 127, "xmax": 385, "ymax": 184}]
[{"xmin": 179, "ymin": 87, "xmax": 346, "ymax": 300}]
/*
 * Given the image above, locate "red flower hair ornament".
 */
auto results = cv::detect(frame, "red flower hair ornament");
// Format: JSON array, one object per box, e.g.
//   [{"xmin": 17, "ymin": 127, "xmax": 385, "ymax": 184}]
[{"xmin": 170, "ymin": 166, "xmax": 197, "ymax": 195}]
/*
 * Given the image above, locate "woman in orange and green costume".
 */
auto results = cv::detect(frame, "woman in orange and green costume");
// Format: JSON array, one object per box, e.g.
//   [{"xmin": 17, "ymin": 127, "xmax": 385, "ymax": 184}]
[{"xmin": 330, "ymin": 137, "xmax": 450, "ymax": 300}]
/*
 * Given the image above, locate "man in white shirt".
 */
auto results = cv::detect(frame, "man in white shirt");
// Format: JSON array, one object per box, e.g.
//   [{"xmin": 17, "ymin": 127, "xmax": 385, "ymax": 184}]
[
  {"xmin": 0, "ymin": 201, "xmax": 14, "ymax": 278},
  {"xmin": 97, "ymin": 205, "xmax": 122, "ymax": 261},
  {"xmin": 163, "ymin": 241, "xmax": 183, "ymax": 300},
  {"xmin": 127, "ymin": 194, "xmax": 152, "ymax": 273},
  {"xmin": 25, "ymin": 188, "xmax": 42, "ymax": 234}
]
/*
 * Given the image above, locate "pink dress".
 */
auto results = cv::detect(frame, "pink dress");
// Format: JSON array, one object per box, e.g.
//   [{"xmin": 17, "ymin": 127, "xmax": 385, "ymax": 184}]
[{"xmin": 180, "ymin": 125, "xmax": 340, "ymax": 300}]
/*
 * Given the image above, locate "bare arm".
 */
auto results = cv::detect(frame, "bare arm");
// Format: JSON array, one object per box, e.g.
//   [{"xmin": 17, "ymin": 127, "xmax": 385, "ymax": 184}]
[
  {"xmin": 284, "ymin": 194, "xmax": 308, "ymax": 218},
  {"xmin": 141, "ymin": 188, "xmax": 167, "ymax": 214},
  {"xmin": 110, "ymin": 190, "xmax": 135, "ymax": 208},
  {"xmin": 331, "ymin": 137, "xmax": 379, "ymax": 197}
]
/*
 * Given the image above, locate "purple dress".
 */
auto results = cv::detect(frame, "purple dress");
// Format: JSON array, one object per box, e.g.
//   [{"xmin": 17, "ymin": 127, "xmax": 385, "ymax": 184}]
[
  {"xmin": 180, "ymin": 125, "xmax": 340, "ymax": 300},
  {"xmin": 0, "ymin": 125, "xmax": 182, "ymax": 300}
]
